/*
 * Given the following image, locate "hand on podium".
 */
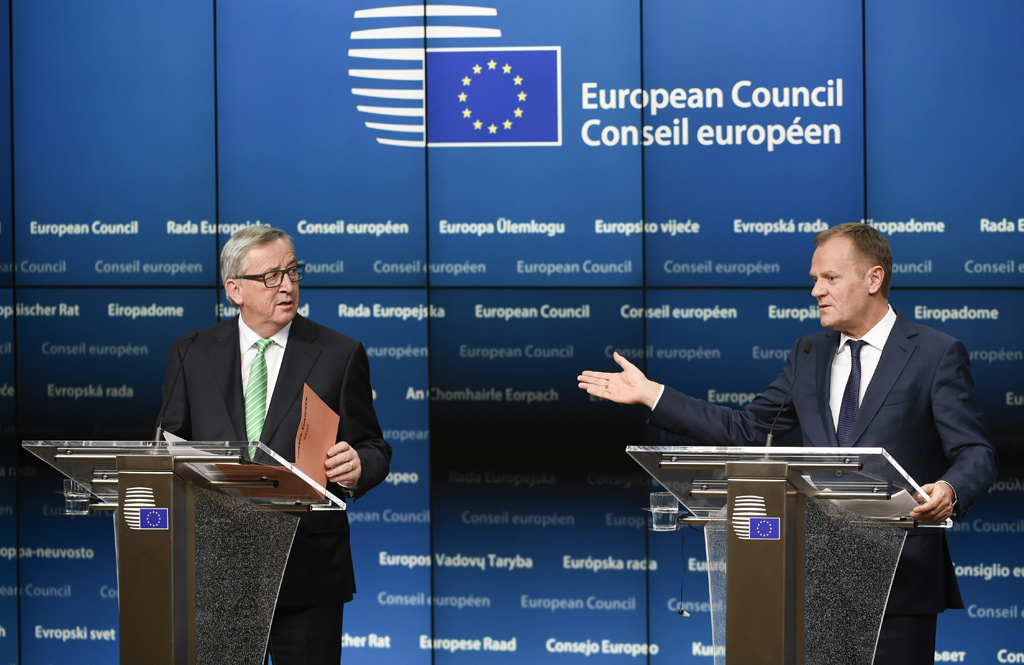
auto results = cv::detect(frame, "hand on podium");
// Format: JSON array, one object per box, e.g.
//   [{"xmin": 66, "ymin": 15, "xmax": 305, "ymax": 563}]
[{"xmin": 910, "ymin": 481, "xmax": 956, "ymax": 523}]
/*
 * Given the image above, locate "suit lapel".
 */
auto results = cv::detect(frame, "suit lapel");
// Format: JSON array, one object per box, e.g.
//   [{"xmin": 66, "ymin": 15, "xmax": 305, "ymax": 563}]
[
  {"xmin": 205, "ymin": 318, "xmax": 246, "ymax": 440},
  {"xmin": 262, "ymin": 316, "xmax": 322, "ymax": 455},
  {"xmin": 846, "ymin": 312, "xmax": 918, "ymax": 447},
  {"xmin": 816, "ymin": 331, "xmax": 841, "ymax": 445}
]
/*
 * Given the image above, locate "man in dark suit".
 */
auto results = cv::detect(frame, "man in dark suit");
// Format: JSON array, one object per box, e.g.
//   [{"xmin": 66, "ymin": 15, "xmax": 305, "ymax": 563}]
[
  {"xmin": 578, "ymin": 223, "xmax": 997, "ymax": 665},
  {"xmin": 159, "ymin": 226, "xmax": 392, "ymax": 664}
]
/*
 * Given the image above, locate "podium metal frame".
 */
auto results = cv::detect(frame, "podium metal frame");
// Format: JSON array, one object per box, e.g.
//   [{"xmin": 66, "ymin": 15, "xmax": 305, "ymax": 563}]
[
  {"xmin": 630, "ymin": 446, "xmax": 942, "ymax": 665},
  {"xmin": 24, "ymin": 440, "xmax": 344, "ymax": 665}
]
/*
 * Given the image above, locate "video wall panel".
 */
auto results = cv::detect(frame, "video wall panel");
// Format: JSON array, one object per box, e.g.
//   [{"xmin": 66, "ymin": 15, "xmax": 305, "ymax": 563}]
[
  {"xmin": 15, "ymin": 289, "xmax": 216, "ymax": 441},
  {"xmin": 0, "ymin": 289, "xmax": 14, "ymax": 664},
  {"xmin": 17, "ymin": 474, "xmax": 118, "ymax": 664},
  {"xmin": 427, "ymin": 286, "xmax": 650, "ymax": 661},
  {"xmin": 424, "ymin": 0, "xmax": 644, "ymax": 287},
  {"xmin": 217, "ymin": 0, "xmax": 428, "ymax": 288},
  {"xmin": 0, "ymin": 5, "xmax": 10, "ymax": 289},
  {"xmin": 429, "ymin": 477, "xmax": 650, "ymax": 664},
  {"xmin": 864, "ymin": 0, "xmax": 1024, "ymax": 287},
  {"xmin": 943, "ymin": 483, "xmax": 1024, "ymax": 664},
  {"xmin": 11, "ymin": 0, "xmax": 217, "ymax": 286},
  {"xmin": 642, "ymin": 0, "xmax": 865, "ymax": 288},
  {"xmin": 428, "ymin": 288, "xmax": 646, "ymax": 472},
  {"xmin": 898, "ymin": 290, "xmax": 1024, "ymax": 464}
]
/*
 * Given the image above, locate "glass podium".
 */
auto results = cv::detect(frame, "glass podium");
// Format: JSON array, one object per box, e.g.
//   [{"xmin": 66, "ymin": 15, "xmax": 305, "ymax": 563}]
[
  {"xmin": 23, "ymin": 440, "xmax": 345, "ymax": 665},
  {"xmin": 630, "ymin": 446, "xmax": 944, "ymax": 665}
]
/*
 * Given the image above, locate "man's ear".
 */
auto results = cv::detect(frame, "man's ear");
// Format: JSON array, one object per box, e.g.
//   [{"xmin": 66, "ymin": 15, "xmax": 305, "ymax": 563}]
[
  {"xmin": 225, "ymin": 279, "xmax": 242, "ymax": 307},
  {"xmin": 866, "ymin": 265, "xmax": 885, "ymax": 295}
]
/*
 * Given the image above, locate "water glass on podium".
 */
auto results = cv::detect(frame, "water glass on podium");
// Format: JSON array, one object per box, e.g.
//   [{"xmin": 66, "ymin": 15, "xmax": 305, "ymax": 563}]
[
  {"xmin": 63, "ymin": 479, "xmax": 91, "ymax": 515},
  {"xmin": 649, "ymin": 492, "xmax": 679, "ymax": 531}
]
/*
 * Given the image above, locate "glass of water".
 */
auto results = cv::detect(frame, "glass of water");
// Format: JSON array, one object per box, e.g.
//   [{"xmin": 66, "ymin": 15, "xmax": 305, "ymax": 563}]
[
  {"xmin": 63, "ymin": 479, "xmax": 91, "ymax": 516},
  {"xmin": 649, "ymin": 491, "xmax": 679, "ymax": 531}
]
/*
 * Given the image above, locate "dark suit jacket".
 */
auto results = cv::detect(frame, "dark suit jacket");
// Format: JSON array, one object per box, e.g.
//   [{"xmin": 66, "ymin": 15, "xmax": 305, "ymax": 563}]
[
  {"xmin": 649, "ymin": 309, "xmax": 997, "ymax": 614},
  {"xmin": 159, "ymin": 315, "xmax": 392, "ymax": 606}
]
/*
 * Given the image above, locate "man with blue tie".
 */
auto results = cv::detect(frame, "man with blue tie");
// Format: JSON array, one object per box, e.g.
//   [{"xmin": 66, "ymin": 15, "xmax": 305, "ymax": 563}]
[{"xmin": 578, "ymin": 222, "xmax": 997, "ymax": 665}]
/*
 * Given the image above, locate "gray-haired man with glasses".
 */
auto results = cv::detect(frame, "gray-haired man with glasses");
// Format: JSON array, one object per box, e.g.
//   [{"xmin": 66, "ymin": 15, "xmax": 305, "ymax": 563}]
[{"xmin": 158, "ymin": 225, "xmax": 392, "ymax": 664}]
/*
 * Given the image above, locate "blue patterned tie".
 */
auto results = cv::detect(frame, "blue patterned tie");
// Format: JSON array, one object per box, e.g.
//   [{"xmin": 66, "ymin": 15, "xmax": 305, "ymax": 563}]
[
  {"xmin": 836, "ymin": 339, "xmax": 866, "ymax": 447},
  {"xmin": 244, "ymin": 338, "xmax": 273, "ymax": 457}
]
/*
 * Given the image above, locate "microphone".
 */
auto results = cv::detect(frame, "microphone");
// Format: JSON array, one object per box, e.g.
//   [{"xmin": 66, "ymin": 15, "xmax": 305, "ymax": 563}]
[
  {"xmin": 766, "ymin": 341, "xmax": 812, "ymax": 448},
  {"xmin": 154, "ymin": 331, "xmax": 199, "ymax": 441}
]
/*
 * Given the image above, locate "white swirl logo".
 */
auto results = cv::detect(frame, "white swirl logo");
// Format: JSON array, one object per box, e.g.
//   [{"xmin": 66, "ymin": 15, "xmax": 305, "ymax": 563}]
[
  {"xmin": 731, "ymin": 495, "xmax": 767, "ymax": 540},
  {"xmin": 349, "ymin": 4, "xmax": 561, "ymax": 148},
  {"xmin": 122, "ymin": 487, "xmax": 157, "ymax": 530}
]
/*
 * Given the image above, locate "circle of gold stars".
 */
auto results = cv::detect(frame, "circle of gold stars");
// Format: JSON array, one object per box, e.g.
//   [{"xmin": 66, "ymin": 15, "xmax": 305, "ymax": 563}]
[{"xmin": 458, "ymin": 59, "xmax": 526, "ymax": 134}]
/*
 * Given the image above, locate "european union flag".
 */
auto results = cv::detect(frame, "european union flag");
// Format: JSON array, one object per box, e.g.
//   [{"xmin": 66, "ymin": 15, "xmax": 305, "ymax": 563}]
[
  {"xmin": 749, "ymin": 517, "xmax": 780, "ymax": 540},
  {"xmin": 139, "ymin": 508, "xmax": 169, "ymax": 530},
  {"xmin": 426, "ymin": 47, "xmax": 561, "ymax": 146}
]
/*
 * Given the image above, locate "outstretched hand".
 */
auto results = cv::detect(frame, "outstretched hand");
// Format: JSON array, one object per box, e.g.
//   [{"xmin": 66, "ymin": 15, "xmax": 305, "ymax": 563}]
[{"xmin": 577, "ymin": 352, "xmax": 662, "ymax": 408}]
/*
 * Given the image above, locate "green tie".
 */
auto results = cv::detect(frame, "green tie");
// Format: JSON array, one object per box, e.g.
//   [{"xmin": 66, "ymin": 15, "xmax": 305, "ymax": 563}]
[{"xmin": 244, "ymin": 338, "xmax": 273, "ymax": 457}]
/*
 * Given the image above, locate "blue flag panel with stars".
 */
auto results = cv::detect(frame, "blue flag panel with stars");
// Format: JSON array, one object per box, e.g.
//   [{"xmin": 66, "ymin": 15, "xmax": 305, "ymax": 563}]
[
  {"xmin": 426, "ymin": 48, "xmax": 560, "ymax": 146},
  {"xmin": 140, "ymin": 508, "xmax": 169, "ymax": 530},
  {"xmin": 749, "ymin": 517, "xmax": 780, "ymax": 540}
]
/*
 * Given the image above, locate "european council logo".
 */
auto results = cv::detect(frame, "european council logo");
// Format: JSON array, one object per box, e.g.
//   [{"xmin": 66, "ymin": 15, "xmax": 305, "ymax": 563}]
[
  {"xmin": 348, "ymin": 4, "xmax": 562, "ymax": 147},
  {"xmin": 123, "ymin": 487, "xmax": 168, "ymax": 531},
  {"xmin": 731, "ymin": 495, "xmax": 780, "ymax": 541}
]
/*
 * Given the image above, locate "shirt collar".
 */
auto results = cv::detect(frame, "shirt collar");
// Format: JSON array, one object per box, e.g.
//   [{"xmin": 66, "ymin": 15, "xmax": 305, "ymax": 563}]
[
  {"xmin": 237, "ymin": 316, "xmax": 292, "ymax": 352},
  {"xmin": 838, "ymin": 304, "xmax": 896, "ymax": 353}
]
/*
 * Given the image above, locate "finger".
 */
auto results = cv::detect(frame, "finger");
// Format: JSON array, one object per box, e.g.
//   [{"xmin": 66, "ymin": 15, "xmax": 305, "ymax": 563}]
[
  {"xmin": 917, "ymin": 507, "xmax": 948, "ymax": 523},
  {"xmin": 915, "ymin": 498, "xmax": 941, "ymax": 516},
  {"xmin": 612, "ymin": 352, "xmax": 635, "ymax": 371},
  {"xmin": 911, "ymin": 497, "xmax": 947, "ymax": 522},
  {"xmin": 328, "ymin": 459, "xmax": 359, "ymax": 484},
  {"xmin": 341, "ymin": 461, "xmax": 361, "ymax": 484},
  {"xmin": 326, "ymin": 453, "xmax": 349, "ymax": 473}
]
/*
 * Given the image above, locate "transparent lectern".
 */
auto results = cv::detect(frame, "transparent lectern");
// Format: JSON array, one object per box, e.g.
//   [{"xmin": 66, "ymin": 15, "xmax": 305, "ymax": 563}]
[
  {"xmin": 630, "ymin": 446, "xmax": 945, "ymax": 665},
  {"xmin": 23, "ymin": 440, "xmax": 346, "ymax": 665}
]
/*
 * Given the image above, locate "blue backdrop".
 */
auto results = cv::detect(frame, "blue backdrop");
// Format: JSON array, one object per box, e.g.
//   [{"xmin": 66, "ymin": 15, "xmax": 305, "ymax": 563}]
[{"xmin": 2, "ymin": 1, "xmax": 1022, "ymax": 663}]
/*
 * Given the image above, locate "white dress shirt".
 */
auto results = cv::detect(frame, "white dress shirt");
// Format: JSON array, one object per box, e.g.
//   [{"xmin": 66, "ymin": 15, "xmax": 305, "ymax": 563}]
[
  {"xmin": 238, "ymin": 317, "xmax": 292, "ymax": 404},
  {"xmin": 828, "ymin": 305, "xmax": 897, "ymax": 430}
]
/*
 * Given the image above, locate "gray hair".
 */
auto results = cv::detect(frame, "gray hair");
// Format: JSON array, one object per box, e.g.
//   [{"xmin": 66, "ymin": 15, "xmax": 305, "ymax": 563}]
[
  {"xmin": 220, "ymin": 226, "xmax": 295, "ymax": 283},
  {"xmin": 814, "ymin": 222, "xmax": 892, "ymax": 297}
]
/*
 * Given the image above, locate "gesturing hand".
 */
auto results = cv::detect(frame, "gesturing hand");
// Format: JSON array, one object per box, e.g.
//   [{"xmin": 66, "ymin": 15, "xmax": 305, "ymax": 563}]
[{"xmin": 577, "ymin": 352, "xmax": 662, "ymax": 408}]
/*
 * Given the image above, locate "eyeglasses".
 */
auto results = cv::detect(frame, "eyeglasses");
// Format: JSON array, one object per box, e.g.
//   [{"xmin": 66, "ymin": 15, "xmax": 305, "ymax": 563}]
[{"xmin": 234, "ymin": 264, "xmax": 305, "ymax": 288}]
